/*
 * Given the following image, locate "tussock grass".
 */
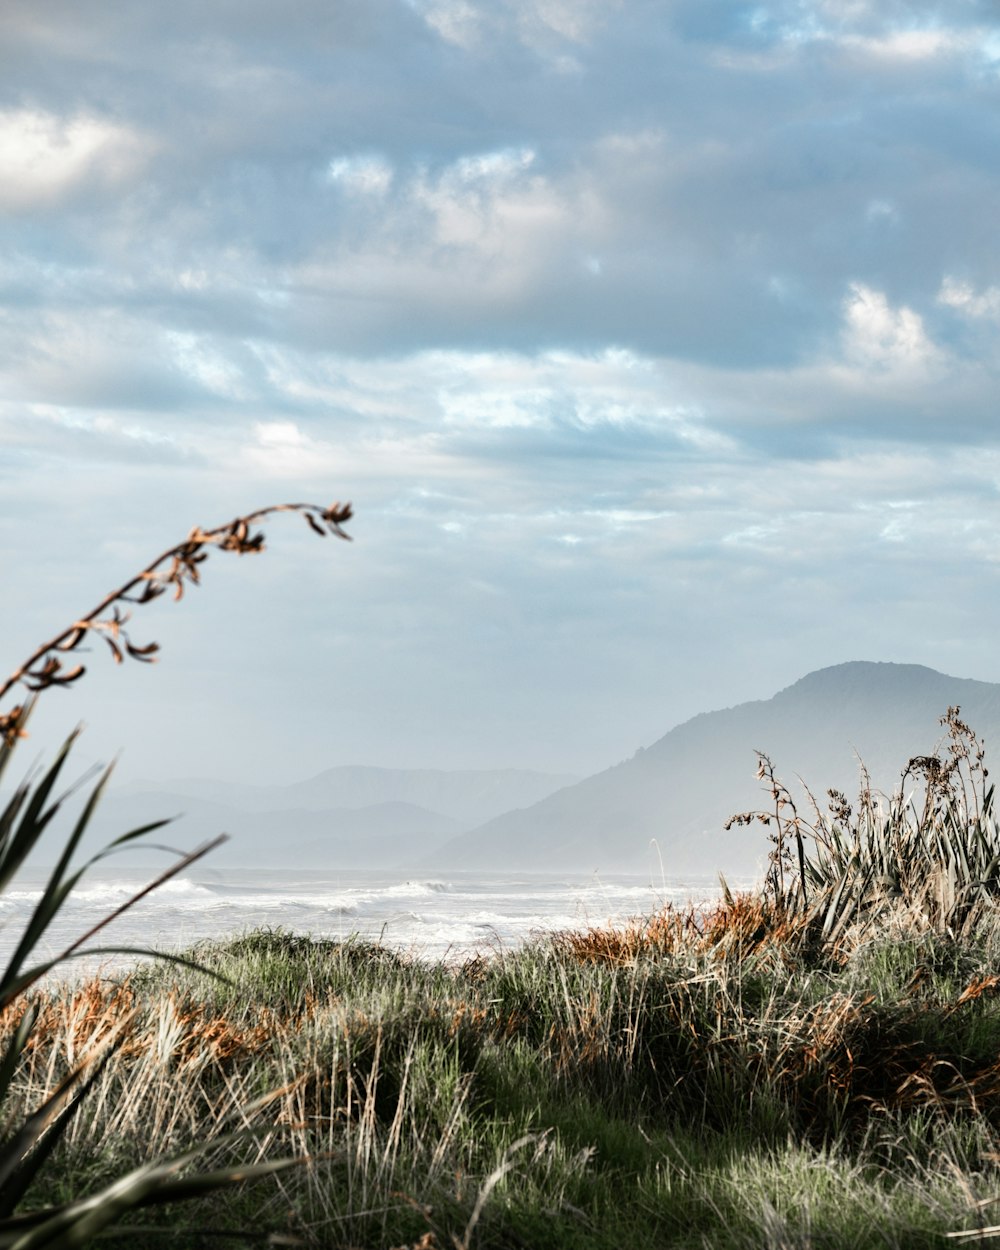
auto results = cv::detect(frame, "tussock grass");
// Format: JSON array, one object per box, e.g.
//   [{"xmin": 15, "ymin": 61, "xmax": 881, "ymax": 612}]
[{"xmin": 8, "ymin": 910, "xmax": 1000, "ymax": 1248}]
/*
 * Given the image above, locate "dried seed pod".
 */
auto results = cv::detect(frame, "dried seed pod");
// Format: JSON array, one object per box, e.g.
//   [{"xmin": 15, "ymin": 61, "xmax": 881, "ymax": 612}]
[{"xmin": 0, "ymin": 498, "xmax": 352, "ymax": 722}]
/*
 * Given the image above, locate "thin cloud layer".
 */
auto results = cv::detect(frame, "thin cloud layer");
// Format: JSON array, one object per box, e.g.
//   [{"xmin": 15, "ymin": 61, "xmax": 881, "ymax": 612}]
[{"xmin": 1, "ymin": 1, "xmax": 997, "ymax": 783}]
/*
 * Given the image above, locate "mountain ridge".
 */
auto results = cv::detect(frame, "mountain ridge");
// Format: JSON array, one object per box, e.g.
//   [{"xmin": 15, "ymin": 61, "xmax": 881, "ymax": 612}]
[
  {"xmin": 427, "ymin": 661, "xmax": 1000, "ymax": 877},
  {"xmin": 56, "ymin": 661, "xmax": 1000, "ymax": 875},
  {"xmin": 76, "ymin": 765, "xmax": 579, "ymax": 869}
]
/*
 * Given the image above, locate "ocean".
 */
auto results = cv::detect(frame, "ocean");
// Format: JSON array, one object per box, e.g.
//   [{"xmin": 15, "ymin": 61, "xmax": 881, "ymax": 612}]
[{"xmin": 1, "ymin": 866, "xmax": 730, "ymax": 981}]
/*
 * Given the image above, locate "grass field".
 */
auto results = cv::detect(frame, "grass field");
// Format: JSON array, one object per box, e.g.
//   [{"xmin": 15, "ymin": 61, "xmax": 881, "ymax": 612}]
[{"xmin": 8, "ymin": 897, "xmax": 1000, "ymax": 1249}]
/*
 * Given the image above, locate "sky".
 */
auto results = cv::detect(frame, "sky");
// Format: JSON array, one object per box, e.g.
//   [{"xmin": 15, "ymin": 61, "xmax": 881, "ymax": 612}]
[{"xmin": 1, "ymin": 0, "xmax": 999, "ymax": 787}]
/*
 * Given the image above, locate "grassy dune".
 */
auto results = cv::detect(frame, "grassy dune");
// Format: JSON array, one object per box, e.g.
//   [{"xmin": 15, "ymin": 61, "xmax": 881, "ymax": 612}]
[{"xmin": 8, "ymin": 903, "xmax": 1000, "ymax": 1249}]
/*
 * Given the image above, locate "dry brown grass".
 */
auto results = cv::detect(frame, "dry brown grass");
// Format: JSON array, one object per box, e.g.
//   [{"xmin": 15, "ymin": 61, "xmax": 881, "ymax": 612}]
[
  {"xmin": 0, "ymin": 978, "xmax": 317, "ymax": 1072},
  {"xmin": 554, "ymin": 892, "xmax": 820, "ymax": 967},
  {"xmin": 552, "ymin": 901, "xmax": 697, "ymax": 965},
  {"xmin": 536, "ymin": 893, "xmax": 1000, "ymax": 1136}
]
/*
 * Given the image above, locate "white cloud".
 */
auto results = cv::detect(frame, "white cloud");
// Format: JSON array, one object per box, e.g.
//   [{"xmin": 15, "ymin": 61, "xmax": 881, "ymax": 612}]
[
  {"xmin": 177, "ymin": 269, "xmax": 210, "ymax": 291},
  {"xmin": 242, "ymin": 419, "xmax": 327, "ymax": 477},
  {"xmin": 721, "ymin": 519, "xmax": 786, "ymax": 550},
  {"xmin": 980, "ymin": 30, "xmax": 1000, "ymax": 73},
  {"xmin": 440, "ymin": 386, "xmax": 554, "ymax": 430},
  {"xmin": 413, "ymin": 147, "xmax": 555, "ymax": 259},
  {"xmin": 841, "ymin": 283, "xmax": 943, "ymax": 377},
  {"xmin": 0, "ymin": 108, "xmax": 147, "ymax": 211},
  {"xmin": 325, "ymin": 154, "xmax": 394, "ymax": 196},
  {"xmin": 415, "ymin": 1, "xmax": 482, "ymax": 49},
  {"xmin": 771, "ymin": 7, "xmax": 991, "ymax": 67},
  {"xmin": 450, "ymin": 147, "xmax": 535, "ymax": 184},
  {"xmin": 412, "ymin": 0, "xmax": 612, "ymax": 55},
  {"xmin": 515, "ymin": 0, "xmax": 612, "ymax": 45},
  {"xmin": 293, "ymin": 147, "xmax": 573, "ymax": 309},
  {"xmin": 938, "ymin": 276, "xmax": 1000, "ymax": 321},
  {"xmin": 166, "ymin": 332, "xmax": 248, "ymax": 400},
  {"xmin": 840, "ymin": 28, "xmax": 964, "ymax": 62}
]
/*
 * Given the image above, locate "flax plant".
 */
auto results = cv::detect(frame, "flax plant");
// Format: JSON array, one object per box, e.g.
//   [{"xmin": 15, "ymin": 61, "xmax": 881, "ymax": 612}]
[
  {"xmin": 0, "ymin": 500, "xmax": 351, "ymax": 1247},
  {"xmin": 726, "ymin": 707, "xmax": 1000, "ymax": 947}
]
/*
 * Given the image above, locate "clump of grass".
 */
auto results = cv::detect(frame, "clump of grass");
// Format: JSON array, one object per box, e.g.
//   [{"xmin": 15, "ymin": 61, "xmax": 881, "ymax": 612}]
[{"xmin": 726, "ymin": 706, "xmax": 1000, "ymax": 946}]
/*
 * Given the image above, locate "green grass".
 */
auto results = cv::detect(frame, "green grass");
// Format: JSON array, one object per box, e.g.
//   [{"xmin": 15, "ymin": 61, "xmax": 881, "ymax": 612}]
[{"xmin": 8, "ymin": 916, "xmax": 1000, "ymax": 1249}]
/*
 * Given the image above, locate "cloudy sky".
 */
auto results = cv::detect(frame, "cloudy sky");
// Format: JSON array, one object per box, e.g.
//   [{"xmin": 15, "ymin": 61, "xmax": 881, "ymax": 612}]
[{"xmin": 1, "ymin": 0, "xmax": 998, "ymax": 787}]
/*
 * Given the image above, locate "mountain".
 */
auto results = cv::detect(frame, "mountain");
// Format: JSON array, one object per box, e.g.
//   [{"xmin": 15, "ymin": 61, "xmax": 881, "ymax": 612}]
[
  {"xmin": 78, "ymin": 766, "xmax": 578, "ymax": 868},
  {"xmin": 428, "ymin": 662, "xmax": 1000, "ymax": 877},
  {"xmin": 141, "ymin": 765, "xmax": 580, "ymax": 827},
  {"xmin": 86, "ymin": 793, "xmax": 462, "ymax": 867}
]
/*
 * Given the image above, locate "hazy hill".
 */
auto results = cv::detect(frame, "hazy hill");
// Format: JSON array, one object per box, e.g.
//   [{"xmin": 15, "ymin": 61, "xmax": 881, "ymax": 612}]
[
  {"xmin": 428, "ymin": 662, "xmax": 1000, "ymax": 877},
  {"xmin": 118, "ymin": 765, "xmax": 578, "ymax": 826},
  {"xmin": 86, "ymin": 794, "xmax": 462, "ymax": 867},
  {"xmin": 81, "ymin": 766, "xmax": 578, "ymax": 868}
]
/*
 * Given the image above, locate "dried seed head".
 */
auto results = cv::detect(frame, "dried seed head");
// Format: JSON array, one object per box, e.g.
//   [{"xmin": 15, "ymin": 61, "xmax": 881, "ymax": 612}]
[{"xmin": 0, "ymin": 499, "xmax": 353, "ymax": 723}]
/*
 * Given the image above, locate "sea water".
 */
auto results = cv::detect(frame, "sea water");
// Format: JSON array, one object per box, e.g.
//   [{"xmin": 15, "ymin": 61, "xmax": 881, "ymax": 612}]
[{"xmin": 0, "ymin": 866, "xmax": 729, "ymax": 980}]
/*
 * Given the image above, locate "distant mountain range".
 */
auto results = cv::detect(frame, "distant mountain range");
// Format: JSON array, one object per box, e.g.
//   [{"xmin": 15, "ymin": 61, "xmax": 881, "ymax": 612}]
[
  {"xmin": 69, "ymin": 662, "xmax": 1000, "ymax": 877},
  {"xmin": 427, "ymin": 662, "xmax": 1000, "ymax": 877},
  {"xmin": 84, "ymin": 766, "xmax": 579, "ymax": 867}
]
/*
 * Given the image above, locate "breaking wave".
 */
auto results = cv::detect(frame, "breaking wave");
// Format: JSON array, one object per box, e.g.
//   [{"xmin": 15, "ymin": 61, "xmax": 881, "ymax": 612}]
[{"xmin": 0, "ymin": 868, "xmax": 726, "ymax": 978}]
